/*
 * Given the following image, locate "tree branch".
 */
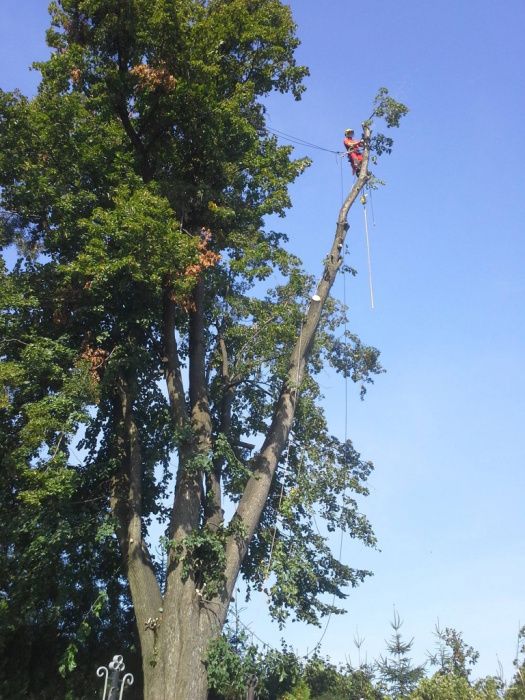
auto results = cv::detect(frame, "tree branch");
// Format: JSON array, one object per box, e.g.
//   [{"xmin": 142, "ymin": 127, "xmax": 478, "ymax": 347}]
[
  {"xmin": 114, "ymin": 101, "xmax": 154, "ymax": 182},
  {"xmin": 168, "ymin": 279, "xmax": 213, "ymax": 548},
  {"xmin": 204, "ymin": 334, "xmax": 233, "ymax": 529},
  {"xmin": 222, "ymin": 126, "xmax": 372, "ymax": 598},
  {"xmin": 110, "ymin": 377, "xmax": 163, "ymax": 662},
  {"xmin": 162, "ymin": 290, "xmax": 188, "ymax": 431}
]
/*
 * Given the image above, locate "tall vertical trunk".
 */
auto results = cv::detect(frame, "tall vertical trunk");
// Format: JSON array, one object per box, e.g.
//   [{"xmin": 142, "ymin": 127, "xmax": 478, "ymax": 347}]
[{"xmin": 139, "ymin": 280, "xmax": 224, "ymax": 700}]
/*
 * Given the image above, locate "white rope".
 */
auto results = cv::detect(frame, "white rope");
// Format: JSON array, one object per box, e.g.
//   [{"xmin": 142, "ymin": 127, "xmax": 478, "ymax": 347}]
[
  {"xmin": 339, "ymin": 153, "xmax": 344, "ymax": 205},
  {"xmin": 265, "ymin": 318, "xmax": 304, "ymax": 578},
  {"xmin": 368, "ymin": 185, "xmax": 376, "ymax": 227},
  {"xmin": 307, "ymin": 246, "xmax": 352, "ymax": 654},
  {"xmin": 363, "ymin": 199, "xmax": 375, "ymax": 310}
]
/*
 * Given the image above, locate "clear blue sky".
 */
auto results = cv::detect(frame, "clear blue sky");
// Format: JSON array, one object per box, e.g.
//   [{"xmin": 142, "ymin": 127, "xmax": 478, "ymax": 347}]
[{"xmin": 2, "ymin": 0, "xmax": 524, "ymax": 683}]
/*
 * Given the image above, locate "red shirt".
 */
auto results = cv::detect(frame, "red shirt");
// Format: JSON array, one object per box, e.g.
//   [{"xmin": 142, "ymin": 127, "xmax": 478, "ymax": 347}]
[{"xmin": 344, "ymin": 136, "xmax": 363, "ymax": 152}]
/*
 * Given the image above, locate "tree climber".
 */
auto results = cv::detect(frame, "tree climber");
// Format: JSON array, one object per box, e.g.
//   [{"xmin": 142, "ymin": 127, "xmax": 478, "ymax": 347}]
[{"xmin": 343, "ymin": 128, "xmax": 364, "ymax": 176}]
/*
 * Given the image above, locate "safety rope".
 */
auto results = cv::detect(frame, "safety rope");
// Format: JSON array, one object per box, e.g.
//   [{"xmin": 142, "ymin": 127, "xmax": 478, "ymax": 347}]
[
  {"xmin": 306, "ymin": 245, "xmax": 352, "ymax": 653},
  {"xmin": 264, "ymin": 318, "xmax": 304, "ymax": 579},
  {"xmin": 264, "ymin": 125, "xmax": 344, "ymax": 155},
  {"xmin": 361, "ymin": 194, "xmax": 375, "ymax": 310},
  {"xmin": 338, "ymin": 153, "xmax": 344, "ymax": 205},
  {"xmin": 367, "ymin": 184, "xmax": 376, "ymax": 227}
]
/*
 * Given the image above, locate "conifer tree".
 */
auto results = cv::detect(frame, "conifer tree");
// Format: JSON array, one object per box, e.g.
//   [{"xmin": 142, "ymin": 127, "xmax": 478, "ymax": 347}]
[{"xmin": 377, "ymin": 611, "xmax": 425, "ymax": 699}]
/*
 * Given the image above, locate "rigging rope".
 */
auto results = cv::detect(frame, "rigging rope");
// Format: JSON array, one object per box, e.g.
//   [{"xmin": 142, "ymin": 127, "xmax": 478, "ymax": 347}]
[
  {"xmin": 264, "ymin": 125, "xmax": 343, "ymax": 155},
  {"xmin": 361, "ymin": 194, "xmax": 375, "ymax": 310},
  {"xmin": 367, "ymin": 184, "xmax": 376, "ymax": 227},
  {"xmin": 338, "ymin": 153, "xmax": 344, "ymax": 205},
  {"xmin": 264, "ymin": 317, "xmax": 304, "ymax": 579}
]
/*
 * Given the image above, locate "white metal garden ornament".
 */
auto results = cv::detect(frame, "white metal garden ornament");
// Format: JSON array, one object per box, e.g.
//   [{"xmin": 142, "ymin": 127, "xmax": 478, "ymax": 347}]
[{"xmin": 96, "ymin": 654, "xmax": 134, "ymax": 699}]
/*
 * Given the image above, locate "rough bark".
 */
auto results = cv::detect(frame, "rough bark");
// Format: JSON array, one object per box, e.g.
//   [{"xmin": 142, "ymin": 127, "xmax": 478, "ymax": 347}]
[
  {"xmin": 143, "ymin": 593, "xmax": 224, "ymax": 700},
  {"xmin": 110, "ymin": 378, "xmax": 163, "ymax": 689},
  {"xmin": 142, "ymin": 277, "xmax": 222, "ymax": 700},
  {"xmin": 168, "ymin": 278, "xmax": 212, "ymax": 548}
]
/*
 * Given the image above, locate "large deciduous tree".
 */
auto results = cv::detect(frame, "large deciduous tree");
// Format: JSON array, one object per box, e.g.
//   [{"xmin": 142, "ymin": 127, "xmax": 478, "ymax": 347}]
[{"xmin": 0, "ymin": 1, "xmax": 406, "ymax": 697}]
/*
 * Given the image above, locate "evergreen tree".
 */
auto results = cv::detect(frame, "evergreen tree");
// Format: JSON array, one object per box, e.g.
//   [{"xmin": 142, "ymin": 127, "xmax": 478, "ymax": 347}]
[{"xmin": 377, "ymin": 611, "xmax": 425, "ymax": 698}]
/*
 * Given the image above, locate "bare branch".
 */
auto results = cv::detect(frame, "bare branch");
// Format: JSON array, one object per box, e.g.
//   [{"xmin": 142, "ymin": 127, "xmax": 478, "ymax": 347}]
[
  {"xmin": 162, "ymin": 290, "xmax": 188, "ymax": 431},
  {"xmin": 222, "ymin": 126, "xmax": 372, "ymax": 597},
  {"xmin": 168, "ymin": 279, "xmax": 212, "ymax": 545},
  {"xmin": 204, "ymin": 334, "xmax": 232, "ymax": 529}
]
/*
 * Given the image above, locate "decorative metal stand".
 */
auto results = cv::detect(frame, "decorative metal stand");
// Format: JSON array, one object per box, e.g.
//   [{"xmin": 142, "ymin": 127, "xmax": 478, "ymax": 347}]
[{"xmin": 96, "ymin": 655, "xmax": 134, "ymax": 700}]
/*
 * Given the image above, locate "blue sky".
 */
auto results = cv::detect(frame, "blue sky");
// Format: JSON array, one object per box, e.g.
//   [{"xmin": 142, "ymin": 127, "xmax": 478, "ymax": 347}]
[{"xmin": 2, "ymin": 0, "xmax": 524, "ymax": 683}]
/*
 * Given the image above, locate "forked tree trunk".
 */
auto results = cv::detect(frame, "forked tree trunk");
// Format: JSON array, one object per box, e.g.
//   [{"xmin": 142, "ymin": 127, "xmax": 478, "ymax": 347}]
[{"xmin": 117, "ymin": 129, "xmax": 372, "ymax": 700}]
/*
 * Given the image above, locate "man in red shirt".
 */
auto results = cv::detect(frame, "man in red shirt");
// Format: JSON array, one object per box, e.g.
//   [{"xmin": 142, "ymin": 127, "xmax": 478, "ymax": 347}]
[{"xmin": 343, "ymin": 128, "xmax": 364, "ymax": 176}]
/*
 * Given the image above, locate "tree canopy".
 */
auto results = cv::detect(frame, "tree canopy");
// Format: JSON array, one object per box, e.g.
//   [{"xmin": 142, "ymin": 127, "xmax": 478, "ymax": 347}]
[{"xmin": 0, "ymin": 1, "xmax": 408, "ymax": 697}]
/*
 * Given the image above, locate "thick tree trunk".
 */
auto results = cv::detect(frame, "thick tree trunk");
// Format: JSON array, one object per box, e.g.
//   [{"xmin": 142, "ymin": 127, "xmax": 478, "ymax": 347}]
[{"xmin": 142, "ymin": 578, "xmax": 226, "ymax": 700}]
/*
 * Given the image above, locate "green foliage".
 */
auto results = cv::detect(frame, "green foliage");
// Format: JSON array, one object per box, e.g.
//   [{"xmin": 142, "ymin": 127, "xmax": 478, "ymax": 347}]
[
  {"xmin": 58, "ymin": 590, "xmax": 109, "ymax": 677},
  {"xmin": 507, "ymin": 679, "xmax": 525, "ymax": 700},
  {"xmin": 67, "ymin": 184, "xmax": 202, "ymax": 294},
  {"xmin": 303, "ymin": 653, "xmax": 381, "ymax": 699},
  {"xmin": 0, "ymin": 0, "xmax": 409, "ymax": 695},
  {"xmin": 205, "ymin": 622, "xmax": 524, "ymax": 700},
  {"xmin": 409, "ymin": 674, "xmax": 476, "ymax": 700},
  {"xmin": 280, "ymin": 679, "xmax": 311, "ymax": 700},
  {"xmin": 506, "ymin": 627, "xmax": 525, "ymax": 699},
  {"xmin": 259, "ymin": 643, "xmax": 304, "ymax": 699},
  {"xmin": 174, "ymin": 527, "xmax": 228, "ymax": 599},
  {"xmin": 206, "ymin": 634, "xmax": 258, "ymax": 700},
  {"xmin": 409, "ymin": 673, "xmax": 501, "ymax": 700},
  {"xmin": 372, "ymin": 87, "xmax": 409, "ymax": 128},
  {"xmin": 206, "ymin": 633, "xmax": 307, "ymax": 700},
  {"xmin": 474, "ymin": 677, "xmax": 504, "ymax": 699},
  {"xmin": 428, "ymin": 626, "xmax": 480, "ymax": 680},
  {"xmin": 367, "ymin": 87, "xmax": 409, "ymax": 163},
  {"xmin": 207, "ymin": 637, "xmax": 384, "ymax": 700}
]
